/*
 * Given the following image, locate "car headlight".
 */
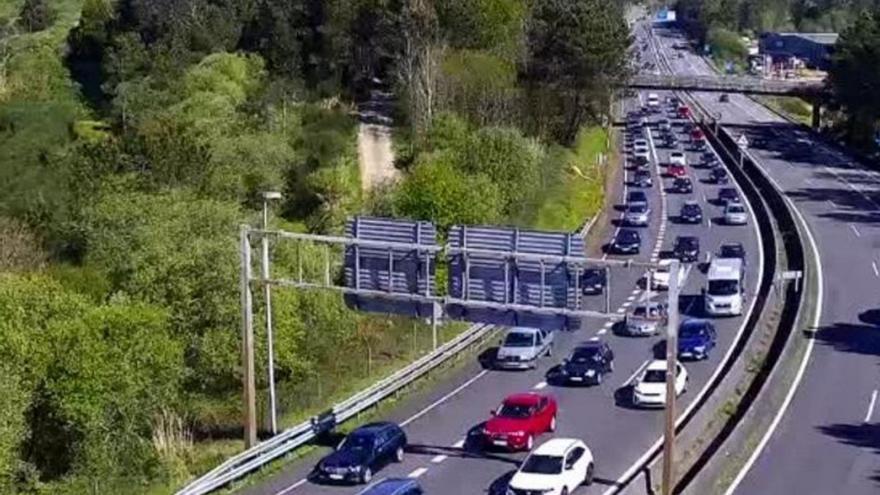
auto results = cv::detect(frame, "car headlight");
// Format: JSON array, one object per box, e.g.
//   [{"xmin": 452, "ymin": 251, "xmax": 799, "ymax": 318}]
[
  {"xmin": 348, "ymin": 465, "xmax": 360, "ymax": 473},
  {"xmin": 586, "ymin": 369, "xmax": 596, "ymax": 377}
]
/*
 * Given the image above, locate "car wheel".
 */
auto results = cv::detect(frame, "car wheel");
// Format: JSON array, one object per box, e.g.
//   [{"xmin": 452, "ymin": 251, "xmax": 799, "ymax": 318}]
[
  {"xmin": 610, "ymin": 361, "xmax": 615, "ymax": 372},
  {"xmin": 561, "ymin": 487, "xmax": 569, "ymax": 495},
  {"xmin": 526, "ymin": 434, "xmax": 534, "ymax": 451},
  {"xmin": 585, "ymin": 463, "xmax": 595, "ymax": 485},
  {"xmin": 361, "ymin": 467, "xmax": 372, "ymax": 484},
  {"xmin": 596, "ymin": 372, "xmax": 603, "ymax": 385},
  {"xmin": 549, "ymin": 415, "xmax": 557, "ymax": 432},
  {"xmin": 547, "ymin": 345, "xmax": 553, "ymax": 357},
  {"xmin": 394, "ymin": 446, "xmax": 404, "ymax": 462}
]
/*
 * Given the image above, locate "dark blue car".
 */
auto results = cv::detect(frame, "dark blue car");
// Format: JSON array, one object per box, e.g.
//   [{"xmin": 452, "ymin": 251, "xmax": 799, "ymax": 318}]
[
  {"xmin": 314, "ymin": 422, "xmax": 407, "ymax": 484},
  {"xmin": 677, "ymin": 319, "xmax": 717, "ymax": 360},
  {"xmin": 359, "ymin": 478, "xmax": 423, "ymax": 495}
]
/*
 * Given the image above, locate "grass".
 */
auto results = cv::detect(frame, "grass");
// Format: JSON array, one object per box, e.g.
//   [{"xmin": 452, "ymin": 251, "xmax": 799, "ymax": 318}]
[
  {"xmin": 534, "ymin": 127, "xmax": 611, "ymax": 232},
  {"xmin": 758, "ymin": 96, "xmax": 813, "ymax": 127}
]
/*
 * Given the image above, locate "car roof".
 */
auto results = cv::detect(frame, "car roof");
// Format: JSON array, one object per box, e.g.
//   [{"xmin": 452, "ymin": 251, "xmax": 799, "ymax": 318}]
[
  {"xmin": 676, "ymin": 235, "xmax": 699, "ymax": 242},
  {"xmin": 533, "ymin": 438, "xmax": 581, "ymax": 456},
  {"xmin": 683, "ymin": 200, "xmax": 700, "ymax": 206},
  {"xmin": 503, "ymin": 392, "xmax": 545, "ymax": 406},
  {"xmin": 681, "ymin": 318, "xmax": 711, "ymax": 329},
  {"xmin": 720, "ymin": 242, "xmax": 744, "ymax": 250},
  {"xmin": 628, "ymin": 191, "xmax": 648, "ymax": 198},
  {"xmin": 671, "ymin": 151, "xmax": 684, "ymax": 156},
  {"xmin": 362, "ymin": 478, "xmax": 420, "ymax": 495},
  {"xmin": 353, "ymin": 421, "xmax": 399, "ymax": 436},
  {"xmin": 509, "ymin": 326, "xmax": 540, "ymax": 335},
  {"xmin": 646, "ymin": 360, "xmax": 670, "ymax": 371},
  {"xmin": 574, "ymin": 341, "xmax": 605, "ymax": 351}
]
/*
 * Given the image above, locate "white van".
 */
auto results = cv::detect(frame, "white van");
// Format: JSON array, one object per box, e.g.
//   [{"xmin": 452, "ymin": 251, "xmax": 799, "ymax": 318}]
[
  {"xmin": 704, "ymin": 258, "xmax": 744, "ymax": 316},
  {"xmin": 647, "ymin": 93, "xmax": 660, "ymax": 111}
]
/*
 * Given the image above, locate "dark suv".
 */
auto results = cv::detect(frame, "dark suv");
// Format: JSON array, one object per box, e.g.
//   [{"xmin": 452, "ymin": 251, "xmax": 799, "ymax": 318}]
[
  {"xmin": 314, "ymin": 422, "xmax": 408, "ymax": 484},
  {"xmin": 580, "ymin": 268, "xmax": 607, "ymax": 295},
  {"xmin": 548, "ymin": 341, "xmax": 615, "ymax": 386},
  {"xmin": 673, "ymin": 236, "xmax": 700, "ymax": 263}
]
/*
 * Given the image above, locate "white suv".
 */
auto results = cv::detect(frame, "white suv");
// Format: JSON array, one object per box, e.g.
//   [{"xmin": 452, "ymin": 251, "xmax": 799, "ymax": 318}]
[
  {"xmin": 669, "ymin": 151, "xmax": 687, "ymax": 166},
  {"xmin": 507, "ymin": 438, "xmax": 595, "ymax": 495}
]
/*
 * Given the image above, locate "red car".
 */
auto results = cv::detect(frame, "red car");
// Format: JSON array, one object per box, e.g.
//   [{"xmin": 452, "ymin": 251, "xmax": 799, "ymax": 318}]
[
  {"xmin": 677, "ymin": 105, "xmax": 691, "ymax": 118},
  {"xmin": 690, "ymin": 128, "xmax": 705, "ymax": 142},
  {"xmin": 668, "ymin": 164, "xmax": 687, "ymax": 177},
  {"xmin": 482, "ymin": 393, "xmax": 557, "ymax": 451}
]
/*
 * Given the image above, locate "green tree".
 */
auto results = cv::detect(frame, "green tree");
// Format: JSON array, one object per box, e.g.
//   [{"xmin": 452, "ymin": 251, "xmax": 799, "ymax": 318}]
[
  {"xmin": 17, "ymin": 0, "xmax": 56, "ymax": 33},
  {"xmin": 829, "ymin": 9, "xmax": 880, "ymax": 146},
  {"xmin": 437, "ymin": 0, "xmax": 526, "ymax": 57}
]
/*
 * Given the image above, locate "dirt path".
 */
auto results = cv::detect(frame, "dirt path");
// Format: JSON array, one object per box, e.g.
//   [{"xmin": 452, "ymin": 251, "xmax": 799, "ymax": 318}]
[{"xmin": 357, "ymin": 90, "xmax": 399, "ymax": 191}]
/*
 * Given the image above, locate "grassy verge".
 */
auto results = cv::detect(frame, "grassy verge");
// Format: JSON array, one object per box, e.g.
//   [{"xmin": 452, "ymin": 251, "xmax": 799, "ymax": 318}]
[{"xmin": 757, "ymin": 96, "xmax": 813, "ymax": 127}]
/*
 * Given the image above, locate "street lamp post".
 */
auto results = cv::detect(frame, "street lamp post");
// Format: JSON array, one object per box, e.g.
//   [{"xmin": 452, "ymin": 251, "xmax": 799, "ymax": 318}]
[
  {"xmin": 662, "ymin": 259, "xmax": 681, "ymax": 495},
  {"xmin": 261, "ymin": 191, "xmax": 282, "ymax": 435}
]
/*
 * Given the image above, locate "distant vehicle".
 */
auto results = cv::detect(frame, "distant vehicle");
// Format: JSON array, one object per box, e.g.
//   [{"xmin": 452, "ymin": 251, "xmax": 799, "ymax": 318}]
[
  {"xmin": 690, "ymin": 129, "xmax": 705, "ymax": 142},
  {"xmin": 679, "ymin": 201, "xmax": 703, "ymax": 224},
  {"xmin": 632, "ymin": 170, "xmax": 653, "ymax": 188},
  {"xmin": 723, "ymin": 202, "xmax": 749, "ymax": 225},
  {"xmin": 673, "ymin": 235, "xmax": 700, "ymax": 263},
  {"xmin": 547, "ymin": 341, "xmax": 615, "ymax": 386},
  {"xmin": 506, "ymin": 438, "xmax": 595, "ymax": 494},
  {"xmin": 667, "ymin": 164, "xmax": 687, "ymax": 178},
  {"xmin": 358, "ymin": 479, "xmax": 423, "ymax": 495},
  {"xmin": 623, "ymin": 301, "xmax": 667, "ymax": 336},
  {"xmin": 717, "ymin": 242, "xmax": 747, "ymax": 266},
  {"xmin": 495, "ymin": 327, "xmax": 554, "ymax": 370},
  {"xmin": 710, "ymin": 167, "xmax": 729, "ymax": 184},
  {"xmin": 663, "ymin": 133, "xmax": 679, "ymax": 148},
  {"xmin": 580, "ymin": 268, "xmax": 606, "ymax": 295},
  {"xmin": 633, "ymin": 147, "xmax": 651, "ymax": 164},
  {"xmin": 658, "ymin": 118, "xmax": 671, "ymax": 131},
  {"xmin": 669, "ymin": 151, "xmax": 687, "ymax": 166},
  {"xmin": 314, "ymin": 422, "xmax": 407, "ymax": 484},
  {"xmin": 651, "ymin": 259, "xmax": 686, "ymax": 290},
  {"xmin": 611, "ymin": 229, "xmax": 642, "ymax": 254},
  {"xmin": 677, "ymin": 105, "xmax": 691, "ymax": 119},
  {"xmin": 633, "ymin": 139, "xmax": 649, "ymax": 149},
  {"xmin": 647, "ymin": 93, "xmax": 661, "ymax": 110},
  {"xmin": 482, "ymin": 393, "xmax": 557, "ymax": 451},
  {"xmin": 624, "ymin": 204, "xmax": 651, "ymax": 226},
  {"xmin": 632, "ymin": 360, "xmax": 688, "ymax": 408},
  {"xmin": 718, "ymin": 187, "xmax": 740, "ymax": 205},
  {"xmin": 705, "ymin": 258, "xmax": 745, "ymax": 316},
  {"xmin": 719, "ymin": 93, "xmax": 730, "ymax": 102},
  {"xmin": 671, "ymin": 176, "xmax": 694, "ymax": 194},
  {"xmin": 626, "ymin": 190, "xmax": 649, "ymax": 208},
  {"xmin": 677, "ymin": 319, "xmax": 717, "ymax": 361}
]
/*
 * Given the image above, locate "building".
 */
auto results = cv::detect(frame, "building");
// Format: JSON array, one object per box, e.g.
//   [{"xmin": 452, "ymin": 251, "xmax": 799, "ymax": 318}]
[{"xmin": 758, "ymin": 32, "xmax": 838, "ymax": 71}]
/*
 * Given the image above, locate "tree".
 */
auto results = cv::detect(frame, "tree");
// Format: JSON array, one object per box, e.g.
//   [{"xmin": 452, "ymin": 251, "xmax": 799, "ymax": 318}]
[
  {"xmin": 17, "ymin": 0, "xmax": 56, "ymax": 33},
  {"xmin": 398, "ymin": 0, "xmax": 441, "ymax": 140},
  {"xmin": 829, "ymin": 9, "xmax": 880, "ymax": 146},
  {"xmin": 524, "ymin": 0, "xmax": 631, "ymax": 143}
]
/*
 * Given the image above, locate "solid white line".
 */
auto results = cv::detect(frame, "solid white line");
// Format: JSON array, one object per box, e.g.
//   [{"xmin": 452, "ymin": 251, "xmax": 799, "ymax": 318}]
[
  {"xmin": 408, "ymin": 467, "xmax": 428, "ymax": 478},
  {"xmin": 431, "ymin": 454, "xmax": 448, "ymax": 464},
  {"xmin": 274, "ymin": 479, "xmax": 308, "ymax": 495},
  {"xmin": 400, "ymin": 370, "xmax": 489, "ymax": 427},
  {"xmin": 533, "ymin": 381, "xmax": 548, "ymax": 390},
  {"xmin": 849, "ymin": 224, "xmax": 861, "ymax": 237},
  {"xmin": 865, "ymin": 390, "xmax": 878, "ymax": 423},
  {"xmin": 872, "ymin": 261, "xmax": 879, "ymax": 278},
  {"xmin": 624, "ymin": 360, "xmax": 652, "ymax": 386}
]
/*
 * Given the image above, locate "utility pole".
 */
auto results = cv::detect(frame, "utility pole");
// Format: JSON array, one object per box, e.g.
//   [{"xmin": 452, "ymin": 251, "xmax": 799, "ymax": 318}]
[
  {"xmin": 261, "ymin": 192, "xmax": 282, "ymax": 435},
  {"xmin": 662, "ymin": 259, "xmax": 681, "ymax": 495},
  {"xmin": 240, "ymin": 226, "xmax": 258, "ymax": 448}
]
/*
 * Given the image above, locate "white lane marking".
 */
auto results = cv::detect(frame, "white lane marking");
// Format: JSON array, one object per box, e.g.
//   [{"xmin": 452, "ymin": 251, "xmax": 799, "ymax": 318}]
[
  {"xmin": 621, "ymin": 301, "xmax": 632, "ymax": 308},
  {"xmin": 804, "ymin": 178, "xmax": 813, "ymax": 186},
  {"xmin": 400, "ymin": 370, "xmax": 489, "ymax": 427},
  {"xmin": 589, "ymin": 336, "xmax": 601, "ymax": 341},
  {"xmin": 624, "ymin": 360, "xmax": 652, "ymax": 386},
  {"xmin": 408, "ymin": 467, "xmax": 428, "ymax": 478},
  {"xmin": 533, "ymin": 381, "xmax": 548, "ymax": 390},
  {"xmin": 597, "ymin": 328, "xmax": 608, "ymax": 335},
  {"xmin": 274, "ymin": 479, "xmax": 308, "ymax": 495},
  {"xmin": 616, "ymin": 307, "xmax": 627, "ymax": 314},
  {"xmin": 824, "ymin": 165, "xmax": 880, "ymax": 211},
  {"xmin": 872, "ymin": 261, "xmax": 879, "ymax": 278},
  {"xmin": 354, "ymin": 479, "xmax": 388, "ymax": 495},
  {"xmin": 827, "ymin": 199, "xmax": 836, "ymax": 209},
  {"xmin": 627, "ymin": 294, "xmax": 637, "ymax": 301},
  {"xmin": 452, "ymin": 439, "xmax": 465, "ymax": 449},
  {"xmin": 849, "ymin": 224, "xmax": 861, "ymax": 237},
  {"xmin": 431, "ymin": 454, "xmax": 448, "ymax": 464},
  {"xmin": 865, "ymin": 390, "xmax": 878, "ymax": 423},
  {"xmin": 603, "ymin": 320, "xmax": 615, "ymax": 329}
]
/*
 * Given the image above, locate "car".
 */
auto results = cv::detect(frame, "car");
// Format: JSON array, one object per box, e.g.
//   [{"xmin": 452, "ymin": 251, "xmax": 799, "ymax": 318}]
[
  {"xmin": 677, "ymin": 319, "xmax": 717, "ymax": 361},
  {"xmin": 624, "ymin": 204, "xmax": 651, "ymax": 226},
  {"xmin": 667, "ymin": 164, "xmax": 687, "ymax": 178},
  {"xmin": 671, "ymin": 176, "xmax": 694, "ymax": 194},
  {"xmin": 647, "ymin": 93, "xmax": 661, "ymax": 110},
  {"xmin": 547, "ymin": 341, "xmax": 615, "ymax": 386},
  {"xmin": 626, "ymin": 190, "xmax": 649, "ymax": 208},
  {"xmin": 358, "ymin": 479, "xmax": 423, "ymax": 495},
  {"xmin": 650, "ymin": 259, "xmax": 686, "ymax": 290},
  {"xmin": 690, "ymin": 128, "xmax": 705, "ymax": 142},
  {"xmin": 633, "ymin": 138, "xmax": 649, "ymax": 149},
  {"xmin": 719, "ymin": 93, "xmax": 730, "ymax": 102},
  {"xmin": 611, "ymin": 229, "xmax": 641, "ymax": 254},
  {"xmin": 709, "ymin": 167, "xmax": 729, "ymax": 184},
  {"xmin": 482, "ymin": 393, "xmax": 558, "ymax": 451},
  {"xmin": 717, "ymin": 242, "xmax": 746, "ymax": 266},
  {"xmin": 677, "ymin": 105, "xmax": 691, "ymax": 119},
  {"xmin": 723, "ymin": 202, "xmax": 748, "ymax": 225},
  {"xmin": 632, "ymin": 360, "xmax": 688, "ymax": 408},
  {"xmin": 314, "ymin": 422, "xmax": 407, "ymax": 484},
  {"xmin": 623, "ymin": 301, "xmax": 667, "ymax": 336},
  {"xmin": 658, "ymin": 118, "xmax": 671, "ymax": 131},
  {"xmin": 717, "ymin": 187, "xmax": 740, "ymax": 205},
  {"xmin": 673, "ymin": 235, "xmax": 700, "ymax": 263},
  {"xmin": 495, "ymin": 327, "xmax": 554, "ymax": 370},
  {"xmin": 632, "ymin": 147, "xmax": 651, "ymax": 164},
  {"xmin": 506, "ymin": 438, "xmax": 595, "ymax": 494},
  {"xmin": 663, "ymin": 133, "xmax": 679, "ymax": 148},
  {"xmin": 691, "ymin": 138, "xmax": 707, "ymax": 151},
  {"xmin": 632, "ymin": 170, "xmax": 653, "ymax": 188},
  {"xmin": 669, "ymin": 151, "xmax": 687, "ymax": 166},
  {"xmin": 679, "ymin": 200, "xmax": 703, "ymax": 224},
  {"xmin": 580, "ymin": 268, "xmax": 607, "ymax": 295}
]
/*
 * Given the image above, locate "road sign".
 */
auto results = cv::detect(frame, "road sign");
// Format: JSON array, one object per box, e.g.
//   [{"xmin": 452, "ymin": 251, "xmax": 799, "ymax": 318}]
[{"xmin": 737, "ymin": 134, "xmax": 750, "ymax": 149}]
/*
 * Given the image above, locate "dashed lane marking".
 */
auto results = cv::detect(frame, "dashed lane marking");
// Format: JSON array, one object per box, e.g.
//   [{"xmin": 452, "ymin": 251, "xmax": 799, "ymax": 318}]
[
  {"xmin": 408, "ymin": 467, "xmax": 428, "ymax": 478},
  {"xmin": 597, "ymin": 328, "xmax": 608, "ymax": 335},
  {"xmin": 621, "ymin": 301, "xmax": 633, "ymax": 308},
  {"xmin": 872, "ymin": 261, "xmax": 879, "ymax": 278},
  {"xmin": 616, "ymin": 307, "xmax": 627, "ymax": 314},
  {"xmin": 849, "ymin": 224, "xmax": 861, "ymax": 237},
  {"xmin": 627, "ymin": 294, "xmax": 637, "ymax": 301},
  {"xmin": 866, "ymin": 390, "xmax": 878, "ymax": 423},
  {"xmin": 431, "ymin": 454, "xmax": 448, "ymax": 464},
  {"xmin": 603, "ymin": 320, "xmax": 615, "ymax": 329},
  {"xmin": 533, "ymin": 381, "xmax": 548, "ymax": 390}
]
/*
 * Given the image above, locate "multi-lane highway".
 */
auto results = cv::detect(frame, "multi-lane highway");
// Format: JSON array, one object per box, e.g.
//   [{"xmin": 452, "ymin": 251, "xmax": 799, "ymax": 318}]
[
  {"xmin": 238, "ymin": 32, "xmax": 764, "ymax": 495},
  {"xmin": 648, "ymin": 21, "xmax": 880, "ymax": 495}
]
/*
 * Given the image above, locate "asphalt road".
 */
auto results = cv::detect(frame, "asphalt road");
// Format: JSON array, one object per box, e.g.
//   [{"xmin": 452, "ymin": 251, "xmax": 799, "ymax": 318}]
[
  {"xmin": 650, "ymin": 24, "xmax": 880, "ymax": 495},
  {"xmin": 238, "ymin": 38, "xmax": 763, "ymax": 495}
]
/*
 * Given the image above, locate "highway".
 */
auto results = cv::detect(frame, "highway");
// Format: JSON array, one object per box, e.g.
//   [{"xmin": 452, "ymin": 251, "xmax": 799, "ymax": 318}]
[
  {"xmin": 238, "ymin": 36, "xmax": 764, "ymax": 495},
  {"xmin": 648, "ymin": 22, "xmax": 880, "ymax": 495}
]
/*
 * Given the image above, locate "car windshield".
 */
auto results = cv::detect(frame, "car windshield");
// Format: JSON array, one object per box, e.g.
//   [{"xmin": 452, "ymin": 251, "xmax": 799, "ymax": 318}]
[
  {"xmin": 339, "ymin": 433, "xmax": 374, "ymax": 452},
  {"xmin": 683, "ymin": 205, "xmax": 699, "ymax": 214},
  {"xmin": 708, "ymin": 279, "xmax": 739, "ymax": 296},
  {"xmin": 497, "ymin": 402, "xmax": 536, "ymax": 419},
  {"xmin": 628, "ymin": 205, "xmax": 647, "ymax": 213},
  {"xmin": 680, "ymin": 324, "xmax": 707, "ymax": 338},
  {"xmin": 571, "ymin": 348, "xmax": 601, "ymax": 364},
  {"xmin": 619, "ymin": 230, "xmax": 639, "ymax": 242},
  {"xmin": 583, "ymin": 269, "xmax": 602, "ymax": 280},
  {"xmin": 720, "ymin": 246, "xmax": 743, "ymax": 258},
  {"xmin": 727, "ymin": 205, "xmax": 745, "ymax": 213},
  {"xmin": 721, "ymin": 189, "xmax": 738, "ymax": 198},
  {"xmin": 504, "ymin": 332, "xmax": 534, "ymax": 347},
  {"xmin": 677, "ymin": 239, "xmax": 698, "ymax": 249},
  {"xmin": 520, "ymin": 455, "xmax": 563, "ymax": 475},
  {"xmin": 643, "ymin": 369, "xmax": 666, "ymax": 383},
  {"xmin": 632, "ymin": 305, "xmax": 660, "ymax": 318},
  {"xmin": 628, "ymin": 192, "xmax": 647, "ymax": 202}
]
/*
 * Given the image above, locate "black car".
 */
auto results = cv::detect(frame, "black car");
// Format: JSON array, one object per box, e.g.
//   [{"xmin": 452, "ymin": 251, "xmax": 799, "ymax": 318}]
[
  {"xmin": 612, "ymin": 229, "xmax": 642, "ymax": 254},
  {"xmin": 717, "ymin": 242, "xmax": 747, "ymax": 267},
  {"xmin": 626, "ymin": 190, "xmax": 649, "ymax": 208},
  {"xmin": 580, "ymin": 268, "xmax": 607, "ymax": 295},
  {"xmin": 547, "ymin": 341, "xmax": 615, "ymax": 386},
  {"xmin": 679, "ymin": 201, "xmax": 703, "ymax": 224},
  {"xmin": 719, "ymin": 93, "xmax": 730, "ymax": 102},
  {"xmin": 709, "ymin": 167, "xmax": 729, "ymax": 184},
  {"xmin": 671, "ymin": 177, "xmax": 694, "ymax": 194},
  {"xmin": 315, "ymin": 422, "xmax": 407, "ymax": 484},
  {"xmin": 718, "ymin": 187, "xmax": 740, "ymax": 205},
  {"xmin": 673, "ymin": 236, "xmax": 700, "ymax": 263},
  {"xmin": 632, "ymin": 170, "xmax": 653, "ymax": 188}
]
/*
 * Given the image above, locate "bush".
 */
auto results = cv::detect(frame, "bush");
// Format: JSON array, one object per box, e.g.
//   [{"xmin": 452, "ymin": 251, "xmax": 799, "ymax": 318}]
[
  {"xmin": 707, "ymin": 27, "xmax": 748, "ymax": 67},
  {"xmin": 18, "ymin": 0, "xmax": 56, "ymax": 33}
]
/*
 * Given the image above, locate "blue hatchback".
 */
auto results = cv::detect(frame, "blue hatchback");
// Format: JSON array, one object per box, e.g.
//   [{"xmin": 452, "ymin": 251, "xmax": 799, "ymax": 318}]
[
  {"xmin": 677, "ymin": 319, "xmax": 717, "ymax": 360},
  {"xmin": 359, "ymin": 478, "xmax": 423, "ymax": 495}
]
